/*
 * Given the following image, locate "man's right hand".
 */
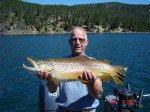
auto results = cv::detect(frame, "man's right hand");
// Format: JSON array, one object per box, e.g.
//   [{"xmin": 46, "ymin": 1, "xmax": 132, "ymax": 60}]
[
  {"xmin": 37, "ymin": 71, "xmax": 52, "ymax": 81},
  {"xmin": 37, "ymin": 71, "xmax": 58, "ymax": 93}
]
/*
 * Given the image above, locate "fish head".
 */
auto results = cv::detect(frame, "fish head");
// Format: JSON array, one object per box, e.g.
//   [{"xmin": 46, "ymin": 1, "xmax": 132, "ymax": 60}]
[{"xmin": 22, "ymin": 57, "xmax": 53, "ymax": 75}]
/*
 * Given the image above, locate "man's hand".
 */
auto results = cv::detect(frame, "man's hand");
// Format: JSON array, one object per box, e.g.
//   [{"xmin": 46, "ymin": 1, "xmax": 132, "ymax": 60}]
[
  {"xmin": 37, "ymin": 71, "xmax": 52, "ymax": 81},
  {"xmin": 37, "ymin": 71, "xmax": 57, "ymax": 93},
  {"xmin": 78, "ymin": 69, "xmax": 97, "ymax": 82}
]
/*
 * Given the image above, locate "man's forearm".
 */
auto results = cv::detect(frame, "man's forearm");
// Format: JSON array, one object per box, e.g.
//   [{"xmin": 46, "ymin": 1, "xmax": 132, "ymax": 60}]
[
  {"xmin": 47, "ymin": 80, "xmax": 58, "ymax": 93},
  {"xmin": 86, "ymin": 79, "xmax": 103, "ymax": 99}
]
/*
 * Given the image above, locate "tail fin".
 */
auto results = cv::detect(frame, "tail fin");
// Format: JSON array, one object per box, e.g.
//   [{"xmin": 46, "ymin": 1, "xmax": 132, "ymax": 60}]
[{"xmin": 112, "ymin": 66, "xmax": 127, "ymax": 85}]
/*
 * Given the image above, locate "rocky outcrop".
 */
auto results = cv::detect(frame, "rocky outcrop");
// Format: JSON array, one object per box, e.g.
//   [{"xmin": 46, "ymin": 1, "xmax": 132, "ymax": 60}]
[{"xmin": 0, "ymin": 20, "xmax": 132, "ymax": 35}]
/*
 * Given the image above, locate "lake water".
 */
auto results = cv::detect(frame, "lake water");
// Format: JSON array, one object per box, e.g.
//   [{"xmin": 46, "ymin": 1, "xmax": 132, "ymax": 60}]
[{"xmin": 0, "ymin": 33, "xmax": 150, "ymax": 112}]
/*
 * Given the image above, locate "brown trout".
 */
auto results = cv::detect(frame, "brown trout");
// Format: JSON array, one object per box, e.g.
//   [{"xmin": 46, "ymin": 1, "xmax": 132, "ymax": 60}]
[{"xmin": 22, "ymin": 56, "xmax": 127, "ymax": 85}]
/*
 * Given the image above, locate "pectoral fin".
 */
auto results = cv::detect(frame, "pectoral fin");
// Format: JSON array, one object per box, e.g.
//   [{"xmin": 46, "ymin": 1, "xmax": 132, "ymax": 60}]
[
  {"xmin": 99, "ymin": 74, "xmax": 111, "ymax": 82},
  {"xmin": 80, "ymin": 79, "xmax": 90, "ymax": 84}
]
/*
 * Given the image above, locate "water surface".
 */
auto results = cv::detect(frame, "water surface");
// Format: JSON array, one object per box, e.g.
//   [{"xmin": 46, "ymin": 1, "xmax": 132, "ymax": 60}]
[{"xmin": 0, "ymin": 33, "xmax": 150, "ymax": 112}]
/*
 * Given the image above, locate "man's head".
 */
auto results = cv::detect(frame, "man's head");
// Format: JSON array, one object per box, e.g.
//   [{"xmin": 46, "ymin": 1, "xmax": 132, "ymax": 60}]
[{"xmin": 69, "ymin": 26, "xmax": 88, "ymax": 56}]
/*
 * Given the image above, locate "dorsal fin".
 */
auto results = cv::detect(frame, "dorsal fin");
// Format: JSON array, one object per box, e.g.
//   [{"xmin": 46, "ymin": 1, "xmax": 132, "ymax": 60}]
[
  {"xmin": 71, "ymin": 55, "xmax": 90, "ymax": 59},
  {"xmin": 102, "ymin": 60, "xmax": 110, "ymax": 64}
]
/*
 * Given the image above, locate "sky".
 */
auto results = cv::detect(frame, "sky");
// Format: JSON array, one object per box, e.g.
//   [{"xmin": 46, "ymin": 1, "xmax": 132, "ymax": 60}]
[{"xmin": 22, "ymin": 0, "xmax": 150, "ymax": 6}]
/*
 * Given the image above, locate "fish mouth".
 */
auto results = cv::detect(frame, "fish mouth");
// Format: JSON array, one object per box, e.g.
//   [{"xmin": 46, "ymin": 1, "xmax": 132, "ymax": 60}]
[
  {"xmin": 22, "ymin": 57, "xmax": 40, "ymax": 72},
  {"xmin": 22, "ymin": 64, "xmax": 36, "ymax": 72}
]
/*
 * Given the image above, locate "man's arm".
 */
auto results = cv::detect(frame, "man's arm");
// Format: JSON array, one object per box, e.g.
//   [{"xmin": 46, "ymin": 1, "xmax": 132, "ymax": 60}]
[
  {"xmin": 47, "ymin": 80, "xmax": 58, "ymax": 93},
  {"xmin": 86, "ymin": 78, "xmax": 103, "ymax": 99},
  {"xmin": 78, "ymin": 69, "xmax": 103, "ymax": 99},
  {"xmin": 37, "ymin": 71, "xmax": 58, "ymax": 93}
]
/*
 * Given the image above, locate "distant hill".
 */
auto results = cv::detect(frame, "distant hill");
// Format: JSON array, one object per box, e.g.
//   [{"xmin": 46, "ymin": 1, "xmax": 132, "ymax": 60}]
[{"xmin": 0, "ymin": 0, "xmax": 150, "ymax": 35}]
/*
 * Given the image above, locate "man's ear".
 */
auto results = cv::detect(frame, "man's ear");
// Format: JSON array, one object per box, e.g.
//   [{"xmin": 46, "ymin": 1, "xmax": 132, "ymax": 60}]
[{"xmin": 85, "ymin": 39, "xmax": 89, "ymax": 46}]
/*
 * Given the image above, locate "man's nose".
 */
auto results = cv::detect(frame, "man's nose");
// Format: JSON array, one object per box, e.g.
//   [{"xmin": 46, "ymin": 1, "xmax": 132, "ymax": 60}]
[{"xmin": 76, "ymin": 39, "xmax": 80, "ymax": 44}]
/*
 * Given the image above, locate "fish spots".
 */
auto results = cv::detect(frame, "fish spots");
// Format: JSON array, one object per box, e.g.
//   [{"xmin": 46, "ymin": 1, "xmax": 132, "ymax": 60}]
[
  {"xmin": 47, "ymin": 63, "xmax": 52, "ymax": 69},
  {"xmin": 24, "ymin": 57, "xmax": 127, "ymax": 86}
]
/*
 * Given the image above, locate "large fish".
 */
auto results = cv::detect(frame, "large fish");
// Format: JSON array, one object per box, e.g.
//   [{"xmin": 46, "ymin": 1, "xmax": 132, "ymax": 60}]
[{"xmin": 22, "ymin": 56, "xmax": 127, "ymax": 85}]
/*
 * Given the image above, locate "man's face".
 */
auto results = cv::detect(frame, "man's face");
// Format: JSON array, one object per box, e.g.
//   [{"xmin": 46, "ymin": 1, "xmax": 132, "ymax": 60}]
[{"xmin": 69, "ymin": 30, "xmax": 88, "ymax": 56}]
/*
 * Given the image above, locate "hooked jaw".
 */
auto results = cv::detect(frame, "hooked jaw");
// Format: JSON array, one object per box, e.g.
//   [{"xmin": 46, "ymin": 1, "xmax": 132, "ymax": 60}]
[
  {"xmin": 22, "ymin": 57, "xmax": 40, "ymax": 74},
  {"xmin": 22, "ymin": 64, "xmax": 36, "ymax": 72}
]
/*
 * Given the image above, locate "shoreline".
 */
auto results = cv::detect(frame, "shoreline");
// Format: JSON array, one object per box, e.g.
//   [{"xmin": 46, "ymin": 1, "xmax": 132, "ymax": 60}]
[{"xmin": 1, "ymin": 31, "xmax": 150, "ymax": 36}]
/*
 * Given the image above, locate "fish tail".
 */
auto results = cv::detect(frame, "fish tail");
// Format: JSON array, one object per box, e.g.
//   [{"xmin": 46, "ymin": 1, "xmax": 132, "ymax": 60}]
[{"xmin": 112, "ymin": 66, "xmax": 127, "ymax": 85}]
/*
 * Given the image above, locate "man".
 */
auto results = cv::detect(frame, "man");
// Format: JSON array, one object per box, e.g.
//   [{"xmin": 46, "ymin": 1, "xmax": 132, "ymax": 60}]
[{"xmin": 38, "ymin": 26, "xmax": 103, "ymax": 112}]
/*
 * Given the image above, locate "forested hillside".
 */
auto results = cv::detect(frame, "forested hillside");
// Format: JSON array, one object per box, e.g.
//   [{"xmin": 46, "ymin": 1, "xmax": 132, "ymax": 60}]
[{"xmin": 0, "ymin": 0, "xmax": 150, "ymax": 34}]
